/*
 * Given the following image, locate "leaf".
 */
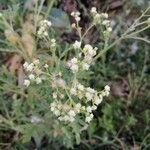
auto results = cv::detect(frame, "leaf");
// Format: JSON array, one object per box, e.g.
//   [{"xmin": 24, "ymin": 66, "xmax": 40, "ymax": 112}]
[
  {"xmin": 17, "ymin": 65, "xmax": 25, "ymax": 86},
  {"xmin": 49, "ymin": 8, "xmax": 71, "ymax": 31},
  {"xmin": 21, "ymin": 33, "xmax": 34, "ymax": 58},
  {"xmin": 5, "ymin": 54, "xmax": 25, "ymax": 86},
  {"xmin": 6, "ymin": 54, "xmax": 22, "ymax": 75}
]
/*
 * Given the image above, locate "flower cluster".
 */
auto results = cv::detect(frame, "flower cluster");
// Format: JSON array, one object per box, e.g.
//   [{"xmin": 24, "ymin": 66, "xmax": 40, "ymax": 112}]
[
  {"xmin": 22, "ymin": 9, "xmax": 111, "ymax": 128},
  {"xmin": 67, "ymin": 44, "xmax": 97, "ymax": 73},
  {"xmin": 23, "ymin": 59, "xmax": 45, "ymax": 87},
  {"xmin": 90, "ymin": 7, "xmax": 112, "ymax": 33},
  {"xmin": 67, "ymin": 57, "xmax": 79, "ymax": 73},
  {"xmin": 50, "ymin": 80, "xmax": 110, "ymax": 123},
  {"xmin": 71, "ymin": 11, "xmax": 81, "ymax": 22},
  {"xmin": 37, "ymin": 20, "xmax": 52, "ymax": 38},
  {"xmin": 50, "ymin": 101, "xmax": 81, "ymax": 122},
  {"xmin": 82, "ymin": 44, "xmax": 97, "ymax": 64},
  {"xmin": 50, "ymin": 38, "xmax": 56, "ymax": 47},
  {"xmin": 73, "ymin": 40, "xmax": 81, "ymax": 49}
]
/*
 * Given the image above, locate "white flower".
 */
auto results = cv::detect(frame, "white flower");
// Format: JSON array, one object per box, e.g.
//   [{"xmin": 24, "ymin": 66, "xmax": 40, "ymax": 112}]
[
  {"xmin": 23, "ymin": 62, "xmax": 29, "ymax": 69},
  {"xmin": 58, "ymin": 116, "xmax": 63, "ymax": 121},
  {"xmin": 85, "ymin": 92, "xmax": 93, "ymax": 101},
  {"xmin": 63, "ymin": 115, "xmax": 70, "ymax": 121},
  {"xmin": 81, "ymin": 106, "xmax": 85, "ymax": 110},
  {"xmin": 30, "ymin": 116, "xmax": 42, "ymax": 124},
  {"xmin": 50, "ymin": 107, "xmax": 55, "ymax": 112},
  {"xmin": 75, "ymin": 103, "xmax": 81, "ymax": 109},
  {"xmin": 107, "ymin": 27, "xmax": 112, "ymax": 32},
  {"xmin": 67, "ymin": 57, "xmax": 78, "ymax": 73},
  {"xmin": 68, "ymin": 110, "xmax": 76, "ymax": 117},
  {"xmin": 102, "ymin": 13, "xmax": 108, "ymax": 18},
  {"xmin": 24, "ymin": 79, "xmax": 30, "ymax": 87},
  {"xmin": 52, "ymin": 92, "xmax": 57, "ymax": 99},
  {"xmin": 85, "ymin": 116, "xmax": 91, "ymax": 123},
  {"xmin": 36, "ymin": 77, "xmax": 42, "ymax": 84},
  {"xmin": 56, "ymin": 78, "xmax": 66, "ymax": 88},
  {"xmin": 70, "ymin": 88, "xmax": 77, "ymax": 95},
  {"xmin": 44, "ymin": 64, "xmax": 49, "ymax": 68},
  {"xmin": 77, "ymin": 83, "xmax": 84, "ymax": 91},
  {"xmin": 33, "ymin": 59, "xmax": 40, "ymax": 65},
  {"xmin": 71, "ymin": 57, "xmax": 78, "ymax": 63},
  {"xmin": 82, "ymin": 62, "xmax": 90, "ymax": 70},
  {"xmin": 47, "ymin": 21, "xmax": 52, "ymax": 27},
  {"xmin": 71, "ymin": 64, "xmax": 78, "ymax": 73},
  {"xmin": 85, "ymin": 113, "xmax": 94, "ymax": 123},
  {"xmin": 86, "ymin": 87, "xmax": 96, "ymax": 94},
  {"xmin": 70, "ymin": 117, "xmax": 75, "ymax": 122},
  {"xmin": 73, "ymin": 40, "xmax": 81, "ymax": 49},
  {"xmin": 75, "ymin": 16, "xmax": 81, "ymax": 21},
  {"xmin": 71, "ymin": 12, "xmax": 75, "ymax": 16},
  {"xmin": 71, "ymin": 23, "xmax": 76, "ymax": 28},
  {"xmin": 51, "ymin": 39, "xmax": 56, "ymax": 43},
  {"xmin": 26, "ymin": 63, "xmax": 34, "ymax": 72},
  {"xmin": 43, "ymin": 31, "xmax": 48, "ymax": 36},
  {"xmin": 28, "ymin": 74, "xmax": 35, "ymax": 80},
  {"xmin": 90, "ymin": 7, "xmax": 97, "ymax": 14},
  {"xmin": 105, "ymin": 85, "xmax": 110, "ymax": 91},
  {"xmin": 54, "ymin": 110, "xmax": 60, "ymax": 116},
  {"xmin": 86, "ymin": 106, "xmax": 92, "ymax": 113},
  {"xmin": 92, "ymin": 105, "xmax": 97, "ymax": 110},
  {"xmin": 51, "ymin": 102, "xmax": 56, "ymax": 107},
  {"xmin": 51, "ymin": 38, "xmax": 56, "ymax": 47},
  {"xmin": 71, "ymin": 11, "xmax": 81, "ymax": 22},
  {"xmin": 83, "ymin": 44, "xmax": 93, "ymax": 52},
  {"xmin": 102, "ymin": 20, "xmax": 110, "ymax": 25},
  {"xmin": 94, "ymin": 95, "xmax": 103, "ymax": 105}
]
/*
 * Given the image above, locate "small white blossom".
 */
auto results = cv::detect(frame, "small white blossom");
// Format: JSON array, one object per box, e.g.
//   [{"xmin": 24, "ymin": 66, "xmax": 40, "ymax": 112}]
[
  {"xmin": 68, "ymin": 110, "xmax": 76, "ymax": 117},
  {"xmin": 26, "ymin": 63, "xmax": 34, "ymax": 72},
  {"xmin": 70, "ymin": 117, "xmax": 75, "ymax": 122},
  {"xmin": 70, "ymin": 88, "xmax": 77, "ymax": 95},
  {"xmin": 28, "ymin": 74, "xmax": 35, "ymax": 80},
  {"xmin": 105, "ymin": 85, "xmax": 110, "ymax": 91},
  {"xmin": 51, "ymin": 38, "xmax": 56, "ymax": 47},
  {"xmin": 23, "ymin": 62, "xmax": 29, "ymax": 69},
  {"xmin": 24, "ymin": 79, "xmax": 30, "ymax": 87},
  {"xmin": 85, "ymin": 92, "xmax": 93, "ymax": 101},
  {"xmin": 36, "ymin": 77, "xmax": 42, "ymax": 84},
  {"xmin": 71, "ymin": 23, "xmax": 76, "ymax": 28},
  {"xmin": 90, "ymin": 7, "xmax": 97, "ymax": 14},
  {"xmin": 33, "ymin": 59, "xmax": 40, "ymax": 65},
  {"xmin": 54, "ymin": 110, "xmax": 60, "ymax": 116},
  {"xmin": 52, "ymin": 92, "xmax": 57, "ymax": 99},
  {"xmin": 77, "ymin": 83, "xmax": 84, "ymax": 91},
  {"xmin": 73, "ymin": 40, "xmax": 81, "ymax": 49},
  {"xmin": 75, "ymin": 103, "xmax": 81, "ymax": 109},
  {"xmin": 86, "ymin": 106, "xmax": 92, "ymax": 113},
  {"xmin": 31, "ymin": 116, "xmax": 42, "ymax": 124},
  {"xmin": 44, "ymin": 64, "xmax": 49, "ymax": 68},
  {"xmin": 92, "ymin": 105, "xmax": 97, "ymax": 110},
  {"xmin": 94, "ymin": 95, "xmax": 103, "ymax": 105},
  {"xmin": 71, "ymin": 11, "xmax": 81, "ymax": 22},
  {"xmin": 107, "ymin": 27, "xmax": 112, "ymax": 32},
  {"xmin": 82, "ymin": 62, "xmax": 90, "ymax": 70}
]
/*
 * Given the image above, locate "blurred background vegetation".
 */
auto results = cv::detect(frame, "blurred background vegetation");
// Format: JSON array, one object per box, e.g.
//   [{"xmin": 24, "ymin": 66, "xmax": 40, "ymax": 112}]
[{"xmin": 0, "ymin": 0, "xmax": 149, "ymax": 149}]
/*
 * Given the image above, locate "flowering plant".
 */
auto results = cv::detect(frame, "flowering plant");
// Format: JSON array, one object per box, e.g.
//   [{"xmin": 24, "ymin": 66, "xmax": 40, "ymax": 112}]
[
  {"xmin": 21, "ymin": 8, "xmax": 111, "ymax": 147},
  {"xmin": 0, "ymin": 2, "xmax": 149, "ymax": 148}
]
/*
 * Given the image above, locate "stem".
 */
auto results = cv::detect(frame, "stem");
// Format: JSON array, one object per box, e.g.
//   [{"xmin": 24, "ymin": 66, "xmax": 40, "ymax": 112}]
[
  {"xmin": 45, "ymin": 0, "xmax": 55, "ymax": 19},
  {"xmin": 81, "ymin": 24, "xmax": 94, "ymax": 40},
  {"xmin": 124, "ymin": 36, "xmax": 150, "ymax": 44}
]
